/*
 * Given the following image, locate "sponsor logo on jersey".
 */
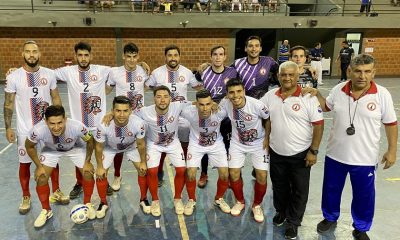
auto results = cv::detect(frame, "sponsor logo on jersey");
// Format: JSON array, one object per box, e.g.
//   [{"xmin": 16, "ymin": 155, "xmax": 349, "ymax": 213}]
[
  {"xmin": 83, "ymin": 96, "xmax": 102, "ymax": 115},
  {"xmin": 199, "ymin": 131, "xmax": 217, "ymax": 146},
  {"xmin": 238, "ymin": 128, "xmax": 258, "ymax": 144},
  {"xmin": 127, "ymin": 92, "xmax": 143, "ymax": 110}
]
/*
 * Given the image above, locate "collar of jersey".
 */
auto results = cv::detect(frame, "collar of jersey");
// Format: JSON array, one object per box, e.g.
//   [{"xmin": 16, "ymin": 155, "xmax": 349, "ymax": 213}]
[
  {"xmin": 275, "ymin": 85, "xmax": 302, "ymax": 99},
  {"xmin": 341, "ymin": 80, "xmax": 377, "ymax": 98}
]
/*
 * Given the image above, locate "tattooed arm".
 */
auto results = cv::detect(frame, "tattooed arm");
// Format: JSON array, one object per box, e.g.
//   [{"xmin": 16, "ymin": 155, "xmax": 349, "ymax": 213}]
[{"xmin": 4, "ymin": 92, "xmax": 16, "ymax": 142}]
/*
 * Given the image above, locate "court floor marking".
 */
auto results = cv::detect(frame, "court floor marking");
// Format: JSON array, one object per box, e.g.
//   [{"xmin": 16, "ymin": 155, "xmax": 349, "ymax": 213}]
[
  {"xmin": 166, "ymin": 157, "xmax": 189, "ymax": 240},
  {"xmin": 0, "ymin": 143, "xmax": 13, "ymax": 154}
]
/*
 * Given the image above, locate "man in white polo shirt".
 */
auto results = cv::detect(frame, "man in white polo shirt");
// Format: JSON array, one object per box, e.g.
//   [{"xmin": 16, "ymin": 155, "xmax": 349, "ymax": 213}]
[
  {"xmin": 261, "ymin": 61, "xmax": 324, "ymax": 239},
  {"xmin": 307, "ymin": 54, "xmax": 397, "ymax": 240}
]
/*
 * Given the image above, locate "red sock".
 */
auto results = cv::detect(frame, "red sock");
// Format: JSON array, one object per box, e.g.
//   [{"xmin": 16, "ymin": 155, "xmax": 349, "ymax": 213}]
[
  {"xmin": 19, "ymin": 162, "xmax": 31, "ymax": 197},
  {"xmin": 147, "ymin": 167, "xmax": 159, "ymax": 200},
  {"xmin": 138, "ymin": 175, "xmax": 148, "ymax": 201},
  {"xmin": 82, "ymin": 178, "xmax": 95, "ymax": 204},
  {"xmin": 96, "ymin": 178, "xmax": 108, "ymax": 205},
  {"xmin": 76, "ymin": 167, "xmax": 83, "ymax": 185},
  {"xmin": 230, "ymin": 178, "xmax": 245, "ymax": 204},
  {"xmin": 158, "ymin": 153, "xmax": 166, "ymax": 174},
  {"xmin": 36, "ymin": 184, "xmax": 51, "ymax": 210},
  {"xmin": 174, "ymin": 167, "xmax": 186, "ymax": 199},
  {"xmin": 253, "ymin": 181, "xmax": 267, "ymax": 207},
  {"xmin": 215, "ymin": 178, "xmax": 229, "ymax": 200},
  {"xmin": 181, "ymin": 142, "xmax": 188, "ymax": 160},
  {"xmin": 113, "ymin": 152, "xmax": 124, "ymax": 177},
  {"xmin": 50, "ymin": 164, "xmax": 60, "ymax": 193},
  {"xmin": 186, "ymin": 177, "xmax": 196, "ymax": 201}
]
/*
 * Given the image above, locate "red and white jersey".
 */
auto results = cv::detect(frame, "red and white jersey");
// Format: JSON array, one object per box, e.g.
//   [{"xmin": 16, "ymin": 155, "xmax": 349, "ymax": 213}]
[
  {"xmin": 134, "ymin": 101, "xmax": 190, "ymax": 146},
  {"xmin": 261, "ymin": 86, "xmax": 324, "ymax": 156},
  {"xmin": 4, "ymin": 67, "xmax": 57, "ymax": 135},
  {"xmin": 326, "ymin": 81, "xmax": 397, "ymax": 166},
  {"xmin": 94, "ymin": 115, "xmax": 146, "ymax": 152},
  {"xmin": 219, "ymin": 96, "xmax": 269, "ymax": 148},
  {"xmin": 181, "ymin": 105, "xmax": 227, "ymax": 147},
  {"xmin": 55, "ymin": 65, "xmax": 110, "ymax": 130},
  {"xmin": 146, "ymin": 65, "xmax": 201, "ymax": 102},
  {"xmin": 28, "ymin": 118, "xmax": 91, "ymax": 152},
  {"xmin": 107, "ymin": 66, "xmax": 149, "ymax": 110}
]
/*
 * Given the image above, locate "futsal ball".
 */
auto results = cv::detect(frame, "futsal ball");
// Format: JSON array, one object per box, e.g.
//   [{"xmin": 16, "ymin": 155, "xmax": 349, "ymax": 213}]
[{"xmin": 70, "ymin": 204, "xmax": 89, "ymax": 224}]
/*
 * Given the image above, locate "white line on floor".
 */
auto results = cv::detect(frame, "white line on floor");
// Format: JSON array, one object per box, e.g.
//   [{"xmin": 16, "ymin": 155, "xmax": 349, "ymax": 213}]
[{"xmin": 0, "ymin": 143, "xmax": 13, "ymax": 154}]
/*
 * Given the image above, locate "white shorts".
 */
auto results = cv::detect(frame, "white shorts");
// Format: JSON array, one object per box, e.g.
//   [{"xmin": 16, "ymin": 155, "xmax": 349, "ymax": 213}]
[
  {"xmin": 178, "ymin": 117, "xmax": 190, "ymax": 143},
  {"xmin": 146, "ymin": 140, "xmax": 186, "ymax": 169},
  {"xmin": 228, "ymin": 142, "xmax": 269, "ymax": 171},
  {"xmin": 102, "ymin": 148, "xmax": 140, "ymax": 169},
  {"xmin": 40, "ymin": 147, "xmax": 87, "ymax": 168},
  {"xmin": 186, "ymin": 141, "xmax": 228, "ymax": 168},
  {"xmin": 17, "ymin": 134, "xmax": 42, "ymax": 164}
]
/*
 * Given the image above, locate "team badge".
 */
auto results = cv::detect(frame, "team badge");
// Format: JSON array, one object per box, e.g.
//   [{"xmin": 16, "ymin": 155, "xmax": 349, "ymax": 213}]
[
  {"xmin": 179, "ymin": 76, "xmax": 185, "ymax": 82},
  {"xmin": 90, "ymin": 75, "xmax": 98, "ymax": 82},
  {"xmin": 210, "ymin": 121, "xmax": 218, "ymax": 127},
  {"xmin": 39, "ymin": 155, "xmax": 46, "ymax": 162},
  {"xmin": 367, "ymin": 102, "xmax": 376, "ymax": 111},
  {"xmin": 167, "ymin": 116, "xmax": 175, "ymax": 123},
  {"xmin": 136, "ymin": 76, "xmax": 143, "ymax": 82},
  {"xmin": 128, "ymin": 132, "xmax": 133, "ymax": 136},
  {"xmin": 292, "ymin": 103, "xmax": 301, "ymax": 111},
  {"xmin": 40, "ymin": 78, "xmax": 48, "ymax": 85},
  {"xmin": 19, "ymin": 149, "xmax": 26, "ymax": 156},
  {"xmin": 259, "ymin": 68, "xmax": 267, "ymax": 75},
  {"xmin": 65, "ymin": 138, "xmax": 73, "ymax": 143},
  {"xmin": 244, "ymin": 115, "xmax": 252, "ymax": 121},
  {"xmin": 187, "ymin": 153, "xmax": 192, "ymax": 160}
]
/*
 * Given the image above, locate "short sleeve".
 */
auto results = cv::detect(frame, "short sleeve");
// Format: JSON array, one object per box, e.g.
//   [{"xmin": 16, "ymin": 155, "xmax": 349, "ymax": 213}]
[
  {"xmin": 94, "ymin": 124, "xmax": 106, "ymax": 143},
  {"xmin": 107, "ymin": 68, "xmax": 117, "ymax": 87},
  {"xmin": 308, "ymin": 96, "xmax": 324, "ymax": 124},
  {"xmin": 380, "ymin": 88, "xmax": 397, "ymax": 125},
  {"xmin": 146, "ymin": 71, "xmax": 157, "ymax": 87},
  {"xmin": 4, "ymin": 75, "xmax": 16, "ymax": 93},
  {"xmin": 135, "ymin": 119, "xmax": 146, "ymax": 139},
  {"xmin": 48, "ymin": 71, "xmax": 58, "ymax": 90},
  {"xmin": 257, "ymin": 100, "xmax": 270, "ymax": 119},
  {"xmin": 28, "ymin": 126, "xmax": 41, "ymax": 143},
  {"xmin": 189, "ymin": 72, "xmax": 202, "ymax": 88},
  {"xmin": 54, "ymin": 67, "xmax": 67, "ymax": 82}
]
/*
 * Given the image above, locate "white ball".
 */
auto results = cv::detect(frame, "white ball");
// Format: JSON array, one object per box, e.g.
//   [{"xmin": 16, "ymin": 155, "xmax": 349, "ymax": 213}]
[{"xmin": 70, "ymin": 204, "xmax": 89, "ymax": 224}]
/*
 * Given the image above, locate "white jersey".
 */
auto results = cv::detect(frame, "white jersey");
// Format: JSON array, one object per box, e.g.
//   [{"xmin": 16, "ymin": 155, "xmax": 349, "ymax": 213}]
[
  {"xmin": 28, "ymin": 119, "xmax": 91, "ymax": 152},
  {"xmin": 94, "ymin": 115, "xmax": 146, "ymax": 152},
  {"xmin": 326, "ymin": 81, "xmax": 397, "ymax": 166},
  {"xmin": 146, "ymin": 65, "xmax": 201, "ymax": 101},
  {"xmin": 4, "ymin": 67, "xmax": 57, "ymax": 135},
  {"xmin": 261, "ymin": 86, "xmax": 324, "ymax": 156},
  {"xmin": 134, "ymin": 101, "xmax": 190, "ymax": 146},
  {"xmin": 220, "ymin": 96, "xmax": 269, "ymax": 148},
  {"xmin": 107, "ymin": 65, "xmax": 149, "ymax": 110},
  {"xmin": 181, "ymin": 105, "xmax": 226, "ymax": 147},
  {"xmin": 55, "ymin": 65, "xmax": 110, "ymax": 130}
]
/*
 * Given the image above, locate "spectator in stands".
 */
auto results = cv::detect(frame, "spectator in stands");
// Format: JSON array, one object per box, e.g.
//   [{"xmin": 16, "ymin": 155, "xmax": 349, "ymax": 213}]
[
  {"xmin": 278, "ymin": 40, "xmax": 290, "ymax": 65},
  {"xmin": 182, "ymin": 0, "xmax": 195, "ymax": 12},
  {"xmin": 243, "ymin": 0, "xmax": 250, "ymax": 12},
  {"xmin": 161, "ymin": 0, "xmax": 173, "ymax": 14},
  {"xmin": 231, "ymin": 0, "xmax": 242, "ymax": 11},
  {"xmin": 100, "ymin": 0, "xmax": 115, "ymax": 11},
  {"xmin": 268, "ymin": 0, "xmax": 277, "ymax": 12},
  {"xmin": 251, "ymin": 0, "xmax": 261, "ymax": 12},
  {"xmin": 130, "ymin": 0, "xmax": 141, "ymax": 11},
  {"xmin": 359, "ymin": 0, "xmax": 372, "ymax": 16},
  {"xmin": 219, "ymin": 0, "xmax": 230, "ymax": 12}
]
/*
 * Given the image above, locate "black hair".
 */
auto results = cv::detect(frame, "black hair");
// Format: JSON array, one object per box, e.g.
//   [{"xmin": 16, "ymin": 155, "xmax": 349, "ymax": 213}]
[
  {"xmin": 289, "ymin": 45, "xmax": 306, "ymax": 58},
  {"xmin": 74, "ymin": 42, "xmax": 91, "ymax": 53},
  {"xmin": 315, "ymin": 42, "xmax": 321, "ymax": 47},
  {"xmin": 153, "ymin": 85, "xmax": 171, "ymax": 96},
  {"xmin": 225, "ymin": 78, "xmax": 244, "ymax": 90},
  {"xmin": 164, "ymin": 45, "xmax": 180, "ymax": 56},
  {"xmin": 113, "ymin": 95, "xmax": 132, "ymax": 108},
  {"xmin": 124, "ymin": 43, "xmax": 139, "ymax": 54},
  {"xmin": 245, "ymin": 36, "xmax": 262, "ymax": 47},
  {"xmin": 210, "ymin": 45, "xmax": 225, "ymax": 56},
  {"xmin": 45, "ymin": 105, "xmax": 65, "ymax": 119},
  {"xmin": 196, "ymin": 89, "xmax": 212, "ymax": 100}
]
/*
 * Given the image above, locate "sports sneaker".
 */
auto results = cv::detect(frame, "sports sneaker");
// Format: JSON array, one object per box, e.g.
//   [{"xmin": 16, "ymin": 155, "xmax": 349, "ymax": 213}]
[
  {"xmin": 197, "ymin": 173, "xmax": 208, "ymax": 188},
  {"xmin": 140, "ymin": 199, "xmax": 151, "ymax": 214},
  {"xmin": 19, "ymin": 196, "xmax": 31, "ymax": 214},
  {"xmin": 174, "ymin": 199, "xmax": 184, "ymax": 215},
  {"xmin": 273, "ymin": 212, "xmax": 286, "ymax": 226},
  {"xmin": 96, "ymin": 202, "xmax": 109, "ymax": 219},
  {"xmin": 49, "ymin": 189, "xmax": 70, "ymax": 205},
  {"xmin": 151, "ymin": 201, "xmax": 161, "ymax": 217},
  {"xmin": 111, "ymin": 176, "xmax": 122, "ymax": 191},
  {"xmin": 107, "ymin": 184, "xmax": 114, "ymax": 196},
  {"xmin": 69, "ymin": 184, "xmax": 83, "ymax": 199},
  {"xmin": 214, "ymin": 198, "xmax": 231, "ymax": 213},
  {"xmin": 184, "ymin": 199, "xmax": 196, "ymax": 216},
  {"xmin": 352, "ymin": 229, "xmax": 370, "ymax": 240},
  {"xmin": 285, "ymin": 224, "xmax": 298, "ymax": 239},
  {"xmin": 85, "ymin": 203, "xmax": 96, "ymax": 220},
  {"xmin": 252, "ymin": 205, "xmax": 264, "ymax": 223},
  {"xmin": 230, "ymin": 201, "xmax": 245, "ymax": 216},
  {"xmin": 317, "ymin": 219, "xmax": 337, "ymax": 233},
  {"xmin": 34, "ymin": 209, "xmax": 53, "ymax": 228}
]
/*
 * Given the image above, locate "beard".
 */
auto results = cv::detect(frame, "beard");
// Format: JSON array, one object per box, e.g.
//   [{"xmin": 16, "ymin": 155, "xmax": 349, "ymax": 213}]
[
  {"xmin": 78, "ymin": 61, "xmax": 90, "ymax": 70},
  {"xmin": 24, "ymin": 57, "xmax": 39, "ymax": 68}
]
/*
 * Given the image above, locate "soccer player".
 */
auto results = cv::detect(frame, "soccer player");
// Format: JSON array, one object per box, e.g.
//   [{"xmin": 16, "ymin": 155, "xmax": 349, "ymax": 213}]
[
  {"xmin": 25, "ymin": 105, "xmax": 95, "ymax": 228},
  {"xmin": 94, "ymin": 96, "xmax": 149, "ymax": 216},
  {"xmin": 4, "ymin": 40, "xmax": 67, "ymax": 215},
  {"xmin": 134, "ymin": 86, "xmax": 191, "ymax": 216},
  {"xmin": 105, "ymin": 43, "xmax": 149, "ymax": 191},
  {"xmin": 290, "ymin": 45, "xmax": 318, "ymax": 88},
  {"xmin": 219, "ymin": 78, "xmax": 270, "ymax": 223},
  {"xmin": 182, "ymin": 89, "xmax": 231, "ymax": 215},
  {"xmin": 55, "ymin": 42, "xmax": 113, "ymax": 199},
  {"xmin": 194, "ymin": 45, "xmax": 237, "ymax": 188},
  {"xmin": 261, "ymin": 61, "xmax": 324, "ymax": 239},
  {"xmin": 306, "ymin": 54, "xmax": 397, "ymax": 240},
  {"xmin": 146, "ymin": 45, "xmax": 202, "ymax": 186}
]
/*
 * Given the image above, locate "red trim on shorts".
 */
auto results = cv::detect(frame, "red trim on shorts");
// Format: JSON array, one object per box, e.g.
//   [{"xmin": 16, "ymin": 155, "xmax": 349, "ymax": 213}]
[{"xmin": 312, "ymin": 120, "xmax": 324, "ymax": 126}]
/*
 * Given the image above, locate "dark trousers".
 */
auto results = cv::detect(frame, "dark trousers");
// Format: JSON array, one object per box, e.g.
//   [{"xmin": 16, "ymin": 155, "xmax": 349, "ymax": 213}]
[
  {"xmin": 340, "ymin": 62, "xmax": 350, "ymax": 81},
  {"xmin": 360, "ymin": 2, "xmax": 371, "ymax": 14},
  {"xmin": 270, "ymin": 148, "xmax": 311, "ymax": 226}
]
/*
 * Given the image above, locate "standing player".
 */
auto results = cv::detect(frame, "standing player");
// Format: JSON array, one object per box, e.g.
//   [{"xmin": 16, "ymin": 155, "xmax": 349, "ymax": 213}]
[
  {"xmin": 182, "ymin": 89, "xmax": 231, "ymax": 215},
  {"xmin": 309, "ymin": 42, "xmax": 324, "ymax": 85},
  {"xmin": 134, "ymin": 86, "xmax": 191, "ymax": 216},
  {"xmin": 146, "ymin": 45, "xmax": 202, "ymax": 186},
  {"xmin": 94, "ymin": 96, "xmax": 149, "ymax": 216},
  {"xmin": 106, "ymin": 43, "xmax": 149, "ymax": 191},
  {"xmin": 290, "ymin": 45, "xmax": 318, "ymax": 88},
  {"xmin": 336, "ymin": 40, "xmax": 354, "ymax": 84},
  {"xmin": 55, "ymin": 42, "xmax": 113, "ymax": 199},
  {"xmin": 25, "ymin": 105, "xmax": 95, "ymax": 228},
  {"xmin": 219, "ymin": 78, "xmax": 270, "ymax": 223},
  {"xmin": 194, "ymin": 45, "xmax": 238, "ymax": 188},
  {"xmin": 4, "ymin": 40, "xmax": 67, "ymax": 215}
]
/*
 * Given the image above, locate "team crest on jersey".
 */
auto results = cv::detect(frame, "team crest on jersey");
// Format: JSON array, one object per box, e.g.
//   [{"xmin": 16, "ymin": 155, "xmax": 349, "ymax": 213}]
[
  {"xmin": 167, "ymin": 116, "xmax": 175, "ymax": 123},
  {"xmin": 292, "ymin": 103, "xmax": 301, "ymax": 111},
  {"xmin": 259, "ymin": 68, "xmax": 267, "ymax": 75},
  {"xmin": 90, "ymin": 75, "xmax": 98, "ymax": 82},
  {"xmin": 65, "ymin": 138, "xmax": 73, "ymax": 143},
  {"xmin": 239, "ymin": 129, "xmax": 258, "ymax": 143},
  {"xmin": 39, "ymin": 155, "xmax": 45, "ymax": 162},
  {"xmin": 34, "ymin": 101, "xmax": 49, "ymax": 122},
  {"xmin": 84, "ymin": 96, "xmax": 102, "ymax": 115},
  {"xmin": 187, "ymin": 153, "xmax": 192, "ymax": 160},
  {"xmin": 19, "ymin": 149, "xmax": 26, "ymax": 156},
  {"xmin": 127, "ymin": 131, "xmax": 133, "ymax": 136},
  {"xmin": 40, "ymin": 78, "xmax": 48, "ymax": 85},
  {"xmin": 261, "ymin": 106, "xmax": 269, "ymax": 115},
  {"xmin": 244, "ymin": 115, "xmax": 252, "ymax": 121},
  {"xmin": 30, "ymin": 132, "xmax": 38, "ymax": 141},
  {"xmin": 179, "ymin": 76, "xmax": 185, "ymax": 82},
  {"xmin": 367, "ymin": 102, "xmax": 376, "ymax": 111},
  {"xmin": 210, "ymin": 121, "xmax": 218, "ymax": 127},
  {"xmin": 136, "ymin": 76, "xmax": 143, "ymax": 82},
  {"xmin": 317, "ymin": 105, "xmax": 322, "ymax": 113}
]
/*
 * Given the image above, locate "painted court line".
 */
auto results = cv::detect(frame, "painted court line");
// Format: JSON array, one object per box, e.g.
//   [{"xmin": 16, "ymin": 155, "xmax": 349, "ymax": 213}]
[
  {"xmin": 166, "ymin": 157, "xmax": 189, "ymax": 240},
  {"xmin": 0, "ymin": 143, "xmax": 13, "ymax": 154}
]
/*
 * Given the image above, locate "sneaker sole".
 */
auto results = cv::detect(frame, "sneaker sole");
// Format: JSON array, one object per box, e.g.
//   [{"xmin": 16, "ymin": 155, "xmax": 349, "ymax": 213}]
[
  {"xmin": 49, "ymin": 197, "xmax": 70, "ymax": 205},
  {"xmin": 317, "ymin": 222, "xmax": 337, "ymax": 233},
  {"xmin": 231, "ymin": 210, "xmax": 243, "ymax": 217},
  {"xmin": 34, "ymin": 212, "xmax": 53, "ymax": 228},
  {"xmin": 19, "ymin": 207, "xmax": 31, "ymax": 215},
  {"xmin": 151, "ymin": 211, "xmax": 161, "ymax": 217}
]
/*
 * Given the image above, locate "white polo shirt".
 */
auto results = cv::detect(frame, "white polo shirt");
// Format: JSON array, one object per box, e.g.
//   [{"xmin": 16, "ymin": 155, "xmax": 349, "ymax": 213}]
[
  {"xmin": 261, "ymin": 86, "xmax": 324, "ymax": 156},
  {"xmin": 326, "ymin": 81, "xmax": 397, "ymax": 166}
]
